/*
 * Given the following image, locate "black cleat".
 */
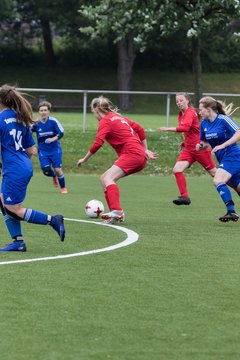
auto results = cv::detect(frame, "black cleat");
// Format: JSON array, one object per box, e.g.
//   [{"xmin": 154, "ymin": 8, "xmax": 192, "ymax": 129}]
[
  {"xmin": 219, "ymin": 212, "xmax": 239, "ymax": 222},
  {"xmin": 173, "ymin": 196, "xmax": 191, "ymax": 206}
]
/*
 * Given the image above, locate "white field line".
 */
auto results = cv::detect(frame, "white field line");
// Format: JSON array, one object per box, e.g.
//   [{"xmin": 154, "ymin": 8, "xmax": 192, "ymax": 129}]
[{"xmin": 0, "ymin": 218, "xmax": 139, "ymax": 266}]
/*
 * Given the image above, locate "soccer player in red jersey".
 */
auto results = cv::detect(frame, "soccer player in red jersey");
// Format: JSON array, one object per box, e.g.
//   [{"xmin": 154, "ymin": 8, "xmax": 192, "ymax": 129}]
[
  {"xmin": 158, "ymin": 92, "xmax": 216, "ymax": 205},
  {"xmin": 77, "ymin": 96, "xmax": 158, "ymax": 224}
]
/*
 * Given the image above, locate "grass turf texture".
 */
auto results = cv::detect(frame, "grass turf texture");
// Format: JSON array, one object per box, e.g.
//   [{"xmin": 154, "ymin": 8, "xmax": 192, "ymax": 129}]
[{"xmin": 1, "ymin": 173, "xmax": 240, "ymax": 359}]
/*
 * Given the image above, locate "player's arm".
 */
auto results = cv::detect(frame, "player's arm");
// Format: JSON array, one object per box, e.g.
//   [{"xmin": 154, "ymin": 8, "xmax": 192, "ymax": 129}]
[
  {"xmin": 129, "ymin": 122, "xmax": 158, "ymax": 159},
  {"xmin": 141, "ymin": 139, "xmax": 158, "ymax": 159},
  {"xmin": 77, "ymin": 121, "xmax": 109, "ymax": 167},
  {"xmin": 30, "ymin": 122, "xmax": 38, "ymax": 133},
  {"xmin": 26, "ymin": 145, "xmax": 37, "ymax": 158},
  {"xmin": 45, "ymin": 120, "xmax": 64, "ymax": 144},
  {"xmin": 77, "ymin": 151, "xmax": 93, "ymax": 167},
  {"xmin": 25, "ymin": 128, "xmax": 37, "ymax": 157},
  {"xmin": 129, "ymin": 121, "xmax": 158, "ymax": 159},
  {"xmin": 212, "ymin": 129, "xmax": 240, "ymax": 153},
  {"xmin": 158, "ymin": 126, "xmax": 176, "ymax": 132},
  {"xmin": 45, "ymin": 132, "xmax": 63, "ymax": 144},
  {"xmin": 196, "ymin": 122, "xmax": 209, "ymax": 151}
]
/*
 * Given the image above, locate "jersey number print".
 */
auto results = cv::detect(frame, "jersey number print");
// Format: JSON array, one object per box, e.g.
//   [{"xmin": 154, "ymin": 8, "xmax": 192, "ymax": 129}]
[{"xmin": 10, "ymin": 129, "xmax": 23, "ymax": 150}]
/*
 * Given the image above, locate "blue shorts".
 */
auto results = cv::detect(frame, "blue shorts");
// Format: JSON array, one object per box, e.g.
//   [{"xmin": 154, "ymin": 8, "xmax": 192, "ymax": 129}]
[
  {"xmin": 227, "ymin": 173, "xmax": 240, "ymax": 189},
  {"xmin": 218, "ymin": 154, "xmax": 240, "ymax": 189},
  {"xmin": 1, "ymin": 171, "xmax": 32, "ymax": 205},
  {"xmin": 39, "ymin": 151, "xmax": 62, "ymax": 169}
]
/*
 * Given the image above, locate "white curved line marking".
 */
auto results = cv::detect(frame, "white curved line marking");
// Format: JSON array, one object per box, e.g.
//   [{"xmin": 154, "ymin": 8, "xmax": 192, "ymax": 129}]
[{"xmin": 0, "ymin": 218, "xmax": 139, "ymax": 266}]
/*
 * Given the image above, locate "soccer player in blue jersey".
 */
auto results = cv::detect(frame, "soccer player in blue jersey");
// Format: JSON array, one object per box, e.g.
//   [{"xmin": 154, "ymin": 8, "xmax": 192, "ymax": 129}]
[
  {"xmin": 197, "ymin": 96, "xmax": 240, "ymax": 222},
  {"xmin": 31, "ymin": 101, "xmax": 68, "ymax": 194},
  {"xmin": 0, "ymin": 85, "xmax": 65, "ymax": 252}
]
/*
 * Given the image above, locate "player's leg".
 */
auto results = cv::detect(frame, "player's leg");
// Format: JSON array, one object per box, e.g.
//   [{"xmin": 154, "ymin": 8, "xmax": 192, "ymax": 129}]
[
  {"xmin": 0, "ymin": 196, "xmax": 26, "ymax": 251},
  {"xmin": 100, "ymin": 164, "xmax": 125, "ymax": 215},
  {"xmin": 195, "ymin": 148, "xmax": 216, "ymax": 177},
  {"xmin": 226, "ymin": 172, "xmax": 240, "ymax": 197},
  {"xmin": 52, "ymin": 153, "xmax": 68, "ymax": 194},
  {"xmin": 0, "ymin": 175, "xmax": 65, "ymax": 251},
  {"xmin": 213, "ymin": 168, "xmax": 239, "ymax": 222},
  {"xmin": 3, "ymin": 204, "xmax": 65, "ymax": 242},
  {"xmin": 172, "ymin": 160, "xmax": 191, "ymax": 205},
  {"xmin": 100, "ymin": 153, "xmax": 146, "ymax": 224},
  {"xmin": 54, "ymin": 167, "xmax": 68, "ymax": 193},
  {"xmin": 40, "ymin": 154, "xmax": 58, "ymax": 187}
]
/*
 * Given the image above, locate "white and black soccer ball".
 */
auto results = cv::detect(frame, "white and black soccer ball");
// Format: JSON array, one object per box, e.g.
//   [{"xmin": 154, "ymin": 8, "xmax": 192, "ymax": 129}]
[{"xmin": 85, "ymin": 199, "xmax": 104, "ymax": 218}]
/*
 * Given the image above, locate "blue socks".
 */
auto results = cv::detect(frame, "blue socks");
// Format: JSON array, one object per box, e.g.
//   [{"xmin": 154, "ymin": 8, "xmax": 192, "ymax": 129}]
[
  {"xmin": 216, "ymin": 182, "xmax": 235, "ymax": 212},
  {"xmin": 58, "ymin": 174, "xmax": 66, "ymax": 188},
  {"xmin": 24, "ymin": 209, "xmax": 51, "ymax": 225},
  {"xmin": 2, "ymin": 208, "xmax": 52, "ymax": 242},
  {"xmin": 3, "ymin": 214, "xmax": 22, "ymax": 239}
]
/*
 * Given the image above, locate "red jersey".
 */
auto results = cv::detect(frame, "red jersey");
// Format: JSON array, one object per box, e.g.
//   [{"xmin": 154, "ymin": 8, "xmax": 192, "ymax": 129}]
[
  {"xmin": 89, "ymin": 112, "xmax": 146, "ymax": 157},
  {"xmin": 176, "ymin": 107, "xmax": 200, "ymax": 150}
]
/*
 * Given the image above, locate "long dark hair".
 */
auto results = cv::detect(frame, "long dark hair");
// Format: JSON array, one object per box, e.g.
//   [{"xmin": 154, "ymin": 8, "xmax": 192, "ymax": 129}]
[{"xmin": 0, "ymin": 84, "xmax": 34, "ymax": 127}]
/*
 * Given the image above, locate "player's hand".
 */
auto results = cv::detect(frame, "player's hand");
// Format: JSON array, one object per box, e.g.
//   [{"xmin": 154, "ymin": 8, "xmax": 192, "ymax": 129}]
[
  {"xmin": 196, "ymin": 143, "xmax": 204, "ymax": 151},
  {"xmin": 45, "ymin": 138, "xmax": 55, "ymax": 144},
  {"xmin": 146, "ymin": 150, "xmax": 158, "ymax": 160},
  {"xmin": 77, "ymin": 158, "xmax": 85, "ymax": 167},
  {"xmin": 212, "ymin": 144, "xmax": 225, "ymax": 153},
  {"xmin": 179, "ymin": 142, "xmax": 184, "ymax": 151}
]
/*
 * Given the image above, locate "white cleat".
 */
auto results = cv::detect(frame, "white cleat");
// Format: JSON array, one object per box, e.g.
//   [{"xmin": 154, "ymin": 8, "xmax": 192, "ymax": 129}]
[{"xmin": 101, "ymin": 210, "xmax": 125, "ymax": 224}]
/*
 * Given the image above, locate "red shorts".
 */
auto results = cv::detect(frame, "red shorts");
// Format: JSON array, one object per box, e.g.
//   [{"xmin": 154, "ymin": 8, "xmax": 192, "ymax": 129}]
[
  {"xmin": 177, "ymin": 147, "xmax": 215, "ymax": 170},
  {"xmin": 114, "ymin": 153, "xmax": 147, "ymax": 175}
]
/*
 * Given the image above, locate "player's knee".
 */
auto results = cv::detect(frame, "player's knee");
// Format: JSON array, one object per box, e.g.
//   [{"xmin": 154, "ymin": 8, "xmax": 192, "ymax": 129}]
[
  {"xmin": 208, "ymin": 167, "xmax": 216, "ymax": 177},
  {"xmin": 99, "ymin": 174, "xmax": 106, "ymax": 186},
  {"xmin": 5, "ymin": 207, "xmax": 23, "ymax": 221},
  {"xmin": 214, "ymin": 179, "xmax": 226, "ymax": 188},
  {"xmin": 42, "ymin": 165, "xmax": 54, "ymax": 177},
  {"xmin": 54, "ymin": 169, "xmax": 63, "ymax": 176}
]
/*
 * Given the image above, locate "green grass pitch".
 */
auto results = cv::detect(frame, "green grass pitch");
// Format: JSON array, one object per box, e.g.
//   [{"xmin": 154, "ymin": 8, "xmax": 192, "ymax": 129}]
[{"xmin": 1, "ymin": 173, "xmax": 240, "ymax": 360}]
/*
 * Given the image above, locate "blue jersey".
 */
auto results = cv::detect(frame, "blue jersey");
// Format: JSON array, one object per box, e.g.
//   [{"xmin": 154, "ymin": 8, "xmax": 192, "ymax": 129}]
[
  {"xmin": 200, "ymin": 114, "xmax": 240, "ymax": 163},
  {"xmin": 31, "ymin": 116, "xmax": 64, "ymax": 154},
  {"xmin": 0, "ymin": 109, "xmax": 35, "ymax": 176}
]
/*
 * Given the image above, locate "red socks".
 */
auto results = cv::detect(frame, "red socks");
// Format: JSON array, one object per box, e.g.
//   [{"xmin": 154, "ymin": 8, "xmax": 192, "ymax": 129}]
[
  {"xmin": 105, "ymin": 184, "xmax": 122, "ymax": 211},
  {"xmin": 174, "ymin": 172, "xmax": 189, "ymax": 198}
]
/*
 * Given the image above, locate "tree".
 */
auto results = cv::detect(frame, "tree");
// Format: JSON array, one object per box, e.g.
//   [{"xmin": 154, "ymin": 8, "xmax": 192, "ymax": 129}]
[
  {"xmin": 80, "ymin": 0, "xmax": 240, "ymax": 108},
  {"xmin": 79, "ymin": 0, "xmax": 174, "ymax": 110},
  {"xmin": 16, "ymin": 0, "xmax": 58, "ymax": 66},
  {"xmin": 174, "ymin": 0, "xmax": 240, "ymax": 105},
  {"xmin": 15, "ymin": 0, "xmax": 83, "ymax": 67}
]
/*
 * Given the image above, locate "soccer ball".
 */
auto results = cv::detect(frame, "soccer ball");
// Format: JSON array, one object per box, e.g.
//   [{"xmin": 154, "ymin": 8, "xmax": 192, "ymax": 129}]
[{"xmin": 85, "ymin": 199, "xmax": 104, "ymax": 218}]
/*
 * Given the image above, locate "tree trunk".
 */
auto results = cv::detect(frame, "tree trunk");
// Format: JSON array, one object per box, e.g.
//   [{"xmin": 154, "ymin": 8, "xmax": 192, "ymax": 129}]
[
  {"xmin": 40, "ymin": 18, "xmax": 56, "ymax": 67},
  {"xmin": 117, "ymin": 33, "xmax": 136, "ymax": 111},
  {"xmin": 192, "ymin": 36, "xmax": 202, "ymax": 107}
]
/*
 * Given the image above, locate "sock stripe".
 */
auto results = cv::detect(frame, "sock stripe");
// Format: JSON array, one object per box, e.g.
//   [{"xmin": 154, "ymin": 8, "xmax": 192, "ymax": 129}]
[{"xmin": 24, "ymin": 208, "xmax": 33, "ymax": 222}]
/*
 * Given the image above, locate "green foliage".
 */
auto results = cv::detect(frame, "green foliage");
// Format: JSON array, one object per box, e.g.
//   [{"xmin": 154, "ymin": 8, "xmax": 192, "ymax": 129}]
[
  {"xmin": 176, "ymin": 0, "xmax": 240, "ymax": 38},
  {"xmin": 202, "ymin": 29, "xmax": 240, "ymax": 72},
  {"xmin": 79, "ymin": 0, "xmax": 178, "ymax": 52},
  {"xmin": 79, "ymin": 0, "xmax": 240, "ymax": 47}
]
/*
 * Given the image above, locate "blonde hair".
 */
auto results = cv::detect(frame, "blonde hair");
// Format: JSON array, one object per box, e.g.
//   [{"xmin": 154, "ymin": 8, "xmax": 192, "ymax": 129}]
[
  {"xmin": 0, "ymin": 84, "xmax": 34, "ymax": 126},
  {"xmin": 199, "ymin": 96, "xmax": 238, "ymax": 116},
  {"xmin": 90, "ymin": 96, "xmax": 119, "ymax": 116}
]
